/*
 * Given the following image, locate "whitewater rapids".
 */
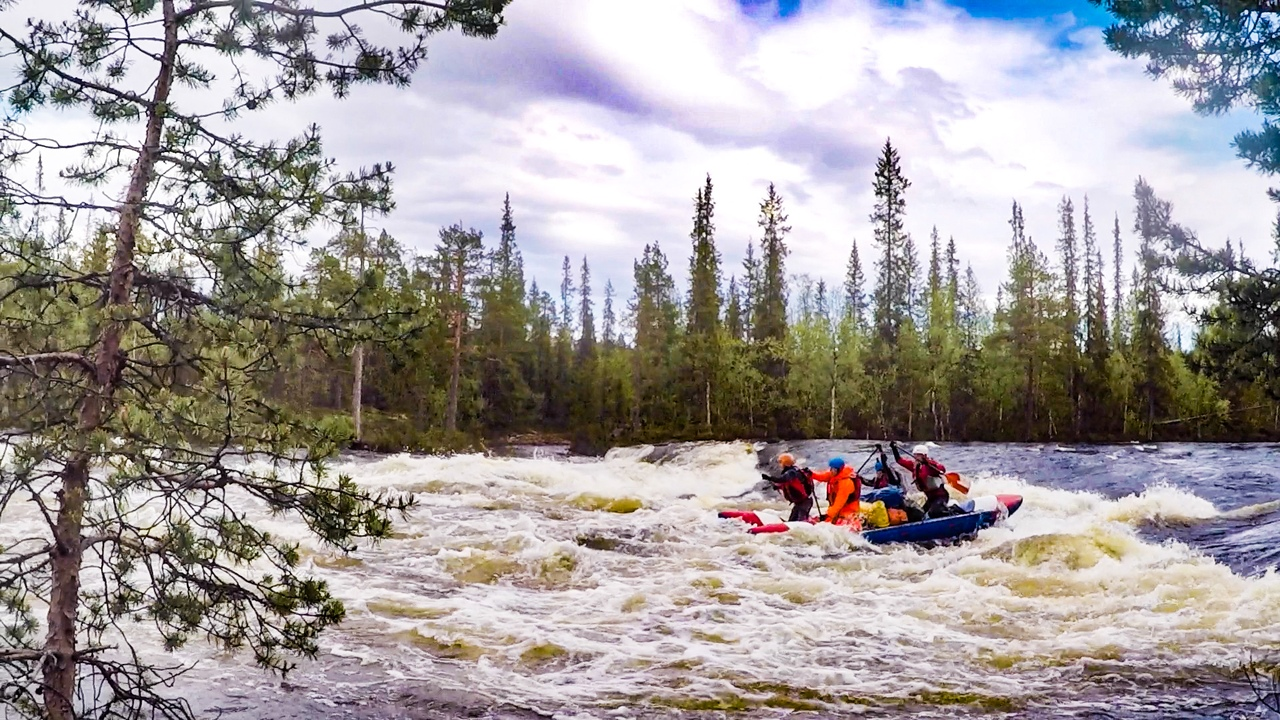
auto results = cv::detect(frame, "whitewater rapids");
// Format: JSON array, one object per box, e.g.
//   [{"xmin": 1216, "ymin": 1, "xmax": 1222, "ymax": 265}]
[{"xmin": 4, "ymin": 441, "xmax": 1280, "ymax": 718}]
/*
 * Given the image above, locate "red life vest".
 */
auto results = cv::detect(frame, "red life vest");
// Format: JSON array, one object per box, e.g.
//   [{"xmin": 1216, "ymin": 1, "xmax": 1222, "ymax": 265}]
[{"xmin": 913, "ymin": 457, "xmax": 946, "ymax": 493}]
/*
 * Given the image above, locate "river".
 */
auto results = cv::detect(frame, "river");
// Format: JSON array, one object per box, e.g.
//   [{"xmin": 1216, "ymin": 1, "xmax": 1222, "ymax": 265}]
[{"xmin": 8, "ymin": 441, "xmax": 1280, "ymax": 718}]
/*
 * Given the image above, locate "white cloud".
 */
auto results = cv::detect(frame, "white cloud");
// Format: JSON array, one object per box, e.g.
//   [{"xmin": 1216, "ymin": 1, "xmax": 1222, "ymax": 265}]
[
  {"xmin": 2, "ymin": 0, "xmax": 1274, "ymax": 312},
  {"xmin": 392, "ymin": 0, "xmax": 1277, "ymax": 305}
]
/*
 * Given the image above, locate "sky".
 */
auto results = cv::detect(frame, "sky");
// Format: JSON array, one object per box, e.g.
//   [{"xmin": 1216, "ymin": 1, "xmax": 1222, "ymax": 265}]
[{"xmin": 2, "ymin": 0, "xmax": 1276, "ymax": 325}]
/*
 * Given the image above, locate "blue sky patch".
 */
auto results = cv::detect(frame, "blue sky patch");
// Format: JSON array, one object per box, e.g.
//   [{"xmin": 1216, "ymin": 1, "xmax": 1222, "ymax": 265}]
[
  {"xmin": 943, "ymin": 0, "xmax": 1111, "ymax": 25},
  {"xmin": 1143, "ymin": 109, "xmax": 1265, "ymax": 166},
  {"xmin": 737, "ymin": 0, "xmax": 802, "ymax": 19},
  {"xmin": 738, "ymin": 1, "xmax": 1113, "ymax": 28}
]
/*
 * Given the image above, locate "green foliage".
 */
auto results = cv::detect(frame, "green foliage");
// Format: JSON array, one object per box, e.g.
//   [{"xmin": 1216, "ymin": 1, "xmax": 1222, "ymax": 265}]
[
  {"xmin": 476, "ymin": 194, "xmax": 536, "ymax": 433},
  {"xmin": 985, "ymin": 201, "xmax": 1066, "ymax": 439},
  {"xmin": 629, "ymin": 241, "xmax": 681, "ymax": 432},
  {"xmin": 1130, "ymin": 177, "xmax": 1175, "ymax": 438},
  {"xmin": 752, "ymin": 183, "xmax": 790, "ymax": 349},
  {"xmin": 865, "ymin": 139, "xmax": 925, "ymax": 435},
  {"xmin": 1081, "ymin": 196, "xmax": 1115, "ymax": 434},
  {"xmin": 685, "ymin": 174, "xmax": 723, "ymax": 427},
  {"xmin": 870, "ymin": 139, "xmax": 914, "ymax": 345},
  {"xmin": 844, "ymin": 239, "xmax": 867, "ymax": 329},
  {"xmin": 261, "ymin": 162, "xmax": 1254, "ymax": 449}
]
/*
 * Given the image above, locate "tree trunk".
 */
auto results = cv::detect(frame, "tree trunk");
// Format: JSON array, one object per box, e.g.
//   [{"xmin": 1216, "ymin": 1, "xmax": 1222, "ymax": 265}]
[
  {"xmin": 1146, "ymin": 385, "xmax": 1155, "ymax": 441},
  {"xmin": 445, "ymin": 261, "xmax": 466, "ymax": 433},
  {"xmin": 930, "ymin": 388, "xmax": 940, "ymax": 440},
  {"xmin": 705, "ymin": 379, "xmax": 711, "ymax": 428},
  {"xmin": 352, "ymin": 219, "xmax": 366, "ymax": 442},
  {"xmin": 907, "ymin": 396, "xmax": 913, "ymax": 438},
  {"xmin": 1024, "ymin": 358, "xmax": 1035, "ymax": 441},
  {"xmin": 1071, "ymin": 364, "xmax": 1081, "ymax": 440},
  {"xmin": 43, "ymin": 3, "xmax": 178, "ymax": 716},
  {"xmin": 45, "ymin": 457, "xmax": 89, "ymax": 720},
  {"xmin": 445, "ymin": 321, "xmax": 463, "ymax": 433},
  {"xmin": 829, "ymin": 382, "xmax": 836, "ymax": 439},
  {"xmin": 352, "ymin": 343, "xmax": 364, "ymax": 441}
]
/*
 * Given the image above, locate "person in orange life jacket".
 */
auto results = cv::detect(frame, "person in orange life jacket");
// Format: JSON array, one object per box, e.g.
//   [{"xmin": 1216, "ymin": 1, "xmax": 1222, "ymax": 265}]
[
  {"xmin": 890, "ymin": 441, "xmax": 951, "ymax": 518},
  {"xmin": 809, "ymin": 457, "xmax": 861, "ymax": 527},
  {"xmin": 760, "ymin": 452, "xmax": 814, "ymax": 522}
]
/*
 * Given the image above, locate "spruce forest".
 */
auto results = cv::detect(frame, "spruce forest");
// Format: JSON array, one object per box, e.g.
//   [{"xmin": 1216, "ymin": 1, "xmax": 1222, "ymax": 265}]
[
  {"xmin": 287, "ymin": 138, "xmax": 1280, "ymax": 449},
  {"xmin": 13, "ymin": 139, "xmax": 1270, "ymax": 453}
]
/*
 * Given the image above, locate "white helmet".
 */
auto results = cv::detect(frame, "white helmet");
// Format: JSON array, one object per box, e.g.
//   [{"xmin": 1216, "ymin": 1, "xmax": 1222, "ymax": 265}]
[{"xmin": 912, "ymin": 444, "xmax": 929, "ymax": 456}]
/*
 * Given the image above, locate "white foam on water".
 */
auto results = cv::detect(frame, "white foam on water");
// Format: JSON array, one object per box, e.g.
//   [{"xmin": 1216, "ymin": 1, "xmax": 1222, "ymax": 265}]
[
  {"xmin": 276, "ymin": 445, "xmax": 1280, "ymax": 714},
  {"xmin": 2, "ymin": 442, "xmax": 1278, "ymax": 716}
]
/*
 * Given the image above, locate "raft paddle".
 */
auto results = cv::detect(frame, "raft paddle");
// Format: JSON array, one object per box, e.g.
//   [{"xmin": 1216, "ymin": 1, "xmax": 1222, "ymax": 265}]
[
  {"xmin": 855, "ymin": 447, "xmax": 877, "ymax": 475},
  {"xmin": 808, "ymin": 467, "xmax": 825, "ymax": 520},
  {"xmin": 944, "ymin": 471, "xmax": 970, "ymax": 494}
]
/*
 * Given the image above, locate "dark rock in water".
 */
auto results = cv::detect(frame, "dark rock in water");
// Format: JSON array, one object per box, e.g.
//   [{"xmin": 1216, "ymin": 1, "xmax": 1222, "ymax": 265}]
[
  {"xmin": 1054, "ymin": 446, "xmax": 1101, "ymax": 455},
  {"xmin": 489, "ymin": 443, "xmax": 573, "ymax": 460},
  {"xmin": 575, "ymin": 533, "xmax": 624, "ymax": 552},
  {"xmin": 725, "ymin": 479, "xmax": 774, "ymax": 499},
  {"xmin": 569, "ymin": 431, "xmax": 608, "ymax": 457},
  {"xmin": 574, "ymin": 528, "xmax": 660, "ymax": 556},
  {"xmin": 622, "ymin": 440, "xmax": 760, "ymax": 465}
]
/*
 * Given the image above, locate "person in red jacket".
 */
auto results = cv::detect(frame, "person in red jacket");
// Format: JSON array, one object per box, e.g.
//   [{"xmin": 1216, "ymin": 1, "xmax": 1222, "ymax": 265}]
[
  {"xmin": 809, "ymin": 457, "xmax": 862, "ymax": 528},
  {"xmin": 891, "ymin": 441, "xmax": 951, "ymax": 519},
  {"xmin": 761, "ymin": 453, "xmax": 814, "ymax": 521}
]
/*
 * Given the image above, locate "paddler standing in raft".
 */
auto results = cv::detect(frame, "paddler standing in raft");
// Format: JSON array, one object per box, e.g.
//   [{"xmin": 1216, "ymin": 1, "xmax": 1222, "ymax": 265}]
[
  {"xmin": 761, "ymin": 453, "xmax": 815, "ymax": 522},
  {"xmin": 809, "ymin": 457, "xmax": 862, "ymax": 529},
  {"xmin": 891, "ymin": 441, "xmax": 954, "ymax": 519}
]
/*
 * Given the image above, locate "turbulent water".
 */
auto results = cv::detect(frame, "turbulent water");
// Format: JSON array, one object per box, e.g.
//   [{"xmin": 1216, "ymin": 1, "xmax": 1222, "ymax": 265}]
[{"xmin": 7, "ymin": 441, "xmax": 1280, "ymax": 719}]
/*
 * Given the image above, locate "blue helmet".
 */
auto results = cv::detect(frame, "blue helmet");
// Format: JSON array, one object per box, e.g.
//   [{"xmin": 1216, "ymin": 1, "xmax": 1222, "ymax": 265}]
[
  {"xmin": 828, "ymin": 457, "xmax": 845, "ymax": 471},
  {"xmin": 874, "ymin": 460, "xmax": 885, "ymax": 472}
]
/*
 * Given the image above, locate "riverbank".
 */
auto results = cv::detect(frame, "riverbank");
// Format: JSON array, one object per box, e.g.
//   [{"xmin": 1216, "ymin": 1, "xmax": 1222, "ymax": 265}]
[{"xmin": 336, "ymin": 409, "xmax": 1280, "ymax": 459}]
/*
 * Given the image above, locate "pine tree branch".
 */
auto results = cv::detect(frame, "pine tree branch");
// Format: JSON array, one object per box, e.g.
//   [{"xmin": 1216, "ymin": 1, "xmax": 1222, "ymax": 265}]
[
  {"xmin": 0, "ymin": 542, "xmax": 50, "ymax": 567},
  {"xmin": 176, "ymin": 0, "xmax": 458, "ymax": 22},
  {"xmin": 0, "ymin": 28, "xmax": 153, "ymax": 108},
  {"xmin": 0, "ymin": 650, "xmax": 42, "ymax": 663},
  {"xmin": 0, "ymin": 352, "xmax": 94, "ymax": 373},
  {"xmin": 0, "ymin": 647, "xmax": 110, "ymax": 663},
  {"xmin": 0, "ymin": 273, "xmax": 106, "ymax": 306}
]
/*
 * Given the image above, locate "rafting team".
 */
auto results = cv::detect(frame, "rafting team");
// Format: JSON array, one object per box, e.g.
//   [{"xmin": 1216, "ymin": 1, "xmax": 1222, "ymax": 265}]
[{"xmin": 760, "ymin": 442, "xmax": 968, "ymax": 531}]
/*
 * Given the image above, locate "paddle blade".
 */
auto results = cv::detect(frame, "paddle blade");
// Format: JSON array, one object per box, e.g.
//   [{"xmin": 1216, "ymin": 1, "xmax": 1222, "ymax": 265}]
[{"xmin": 945, "ymin": 472, "xmax": 970, "ymax": 493}]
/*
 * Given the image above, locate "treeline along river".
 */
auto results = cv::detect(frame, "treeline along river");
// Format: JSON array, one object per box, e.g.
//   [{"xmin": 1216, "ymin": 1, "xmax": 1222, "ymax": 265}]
[{"xmin": 7, "ymin": 441, "xmax": 1279, "ymax": 719}]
